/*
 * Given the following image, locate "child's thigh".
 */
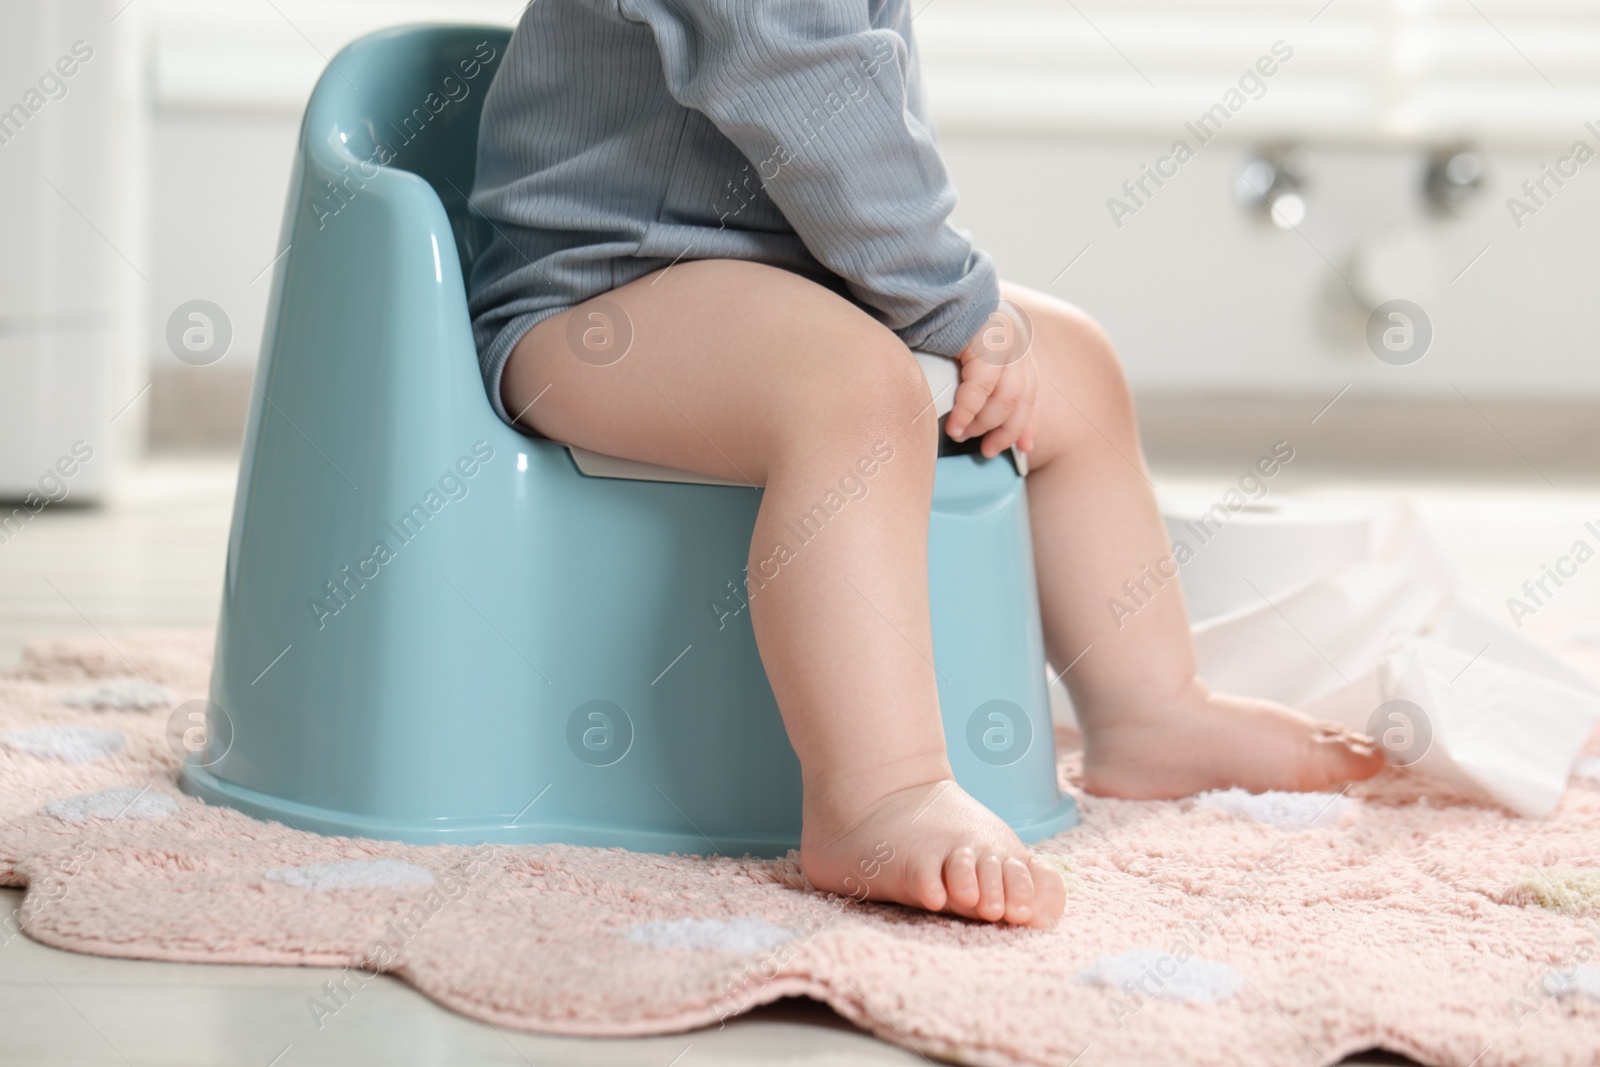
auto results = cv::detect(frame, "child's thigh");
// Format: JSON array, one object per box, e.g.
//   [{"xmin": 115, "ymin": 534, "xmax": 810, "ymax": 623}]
[{"xmin": 503, "ymin": 259, "xmax": 931, "ymax": 485}]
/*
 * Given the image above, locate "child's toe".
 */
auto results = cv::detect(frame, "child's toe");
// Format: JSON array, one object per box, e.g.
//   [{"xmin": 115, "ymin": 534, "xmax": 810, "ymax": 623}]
[
  {"xmin": 975, "ymin": 853, "xmax": 1007, "ymax": 921},
  {"xmin": 906, "ymin": 853, "xmax": 949, "ymax": 911},
  {"xmin": 943, "ymin": 845, "xmax": 981, "ymax": 912},
  {"xmin": 1028, "ymin": 858, "xmax": 1067, "ymax": 928},
  {"xmin": 1308, "ymin": 723, "xmax": 1386, "ymax": 786},
  {"xmin": 1001, "ymin": 856, "xmax": 1035, "ymax": 924}
]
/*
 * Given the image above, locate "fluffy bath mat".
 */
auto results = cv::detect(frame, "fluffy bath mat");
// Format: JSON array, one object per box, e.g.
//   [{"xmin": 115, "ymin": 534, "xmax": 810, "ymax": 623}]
[{"xmin": 4, "ymin": 630, "xmax": 1600, "ymax": 1067}]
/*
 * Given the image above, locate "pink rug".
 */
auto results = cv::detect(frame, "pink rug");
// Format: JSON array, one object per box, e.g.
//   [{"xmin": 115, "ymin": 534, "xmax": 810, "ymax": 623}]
[{"xmin": 5, "ymin": 629, "xmax": 1600, "ymax": 1067}]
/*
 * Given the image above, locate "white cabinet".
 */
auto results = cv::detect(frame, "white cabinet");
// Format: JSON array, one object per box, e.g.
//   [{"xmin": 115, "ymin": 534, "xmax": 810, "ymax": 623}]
[{"xmin": 0, "ymin": 0, "xmax": 147, "ymax": 502}]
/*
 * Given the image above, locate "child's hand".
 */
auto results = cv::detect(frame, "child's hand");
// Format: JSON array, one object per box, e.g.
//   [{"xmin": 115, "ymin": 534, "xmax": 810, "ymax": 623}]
[{"xmin": 945, "ymin": 301, "xmax": 1038, "ymax": 458}]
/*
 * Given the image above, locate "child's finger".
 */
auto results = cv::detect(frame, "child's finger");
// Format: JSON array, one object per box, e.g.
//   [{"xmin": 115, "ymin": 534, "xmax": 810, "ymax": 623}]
[
  {"xmin": 1017, "ymin": 411, "xmax": 1038, "ymax": 453},
  {"xmin": 983, "ymin": 391, "xmax": 1036, "ymax": 459},
  {"xmin": 961, "ymin": 354, "xmax": 1033, "ymax": 443},
  {"xmin": 960, "ymin": 368, "xmax": 1024, "ymax": 444},
  {"xmin": 945, "ymin": 363, "xmax": 999, "ymax": 440}
]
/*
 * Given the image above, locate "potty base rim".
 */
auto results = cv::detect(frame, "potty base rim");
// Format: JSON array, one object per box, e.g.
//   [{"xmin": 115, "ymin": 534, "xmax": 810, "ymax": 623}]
[{"xmin": 180, "ymin": 762, "xmax": 1080, "ymax": 858}]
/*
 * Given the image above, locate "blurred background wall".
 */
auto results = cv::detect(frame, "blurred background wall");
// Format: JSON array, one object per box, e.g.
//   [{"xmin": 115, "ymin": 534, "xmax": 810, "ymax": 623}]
[{"xmin": 5, "ymin": 0, "xmax": 1599, "ymax": 489}]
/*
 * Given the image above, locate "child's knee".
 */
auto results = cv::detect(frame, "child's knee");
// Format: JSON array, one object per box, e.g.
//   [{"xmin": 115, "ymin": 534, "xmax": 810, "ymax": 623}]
[
  {"xmin": 1040, "ymin": 306, "xmax": 1130, "ymax": 403},
  {"xmin": 796, "ymin": 330, "xmax": 933, "ymax": 438},
  {"xmin": 1028, "ymin": 309, "xmax": 1139, "ymax": 462},
  {"xmin": 846, "ymin": 339, "xmax": 938, "ymax": 462}
]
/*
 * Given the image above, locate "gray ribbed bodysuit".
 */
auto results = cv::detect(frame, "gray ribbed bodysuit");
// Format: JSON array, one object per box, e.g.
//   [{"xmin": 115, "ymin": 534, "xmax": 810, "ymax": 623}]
[{"xmin": 468, "ymin": 0, "xmax": 999, "ymax": 424}]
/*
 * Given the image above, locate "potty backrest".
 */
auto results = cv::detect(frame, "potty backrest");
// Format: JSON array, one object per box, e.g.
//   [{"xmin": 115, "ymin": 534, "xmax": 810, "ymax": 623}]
[{"xmin": 314, "ymin": 25, "xmax": 512, "ymax": 277}]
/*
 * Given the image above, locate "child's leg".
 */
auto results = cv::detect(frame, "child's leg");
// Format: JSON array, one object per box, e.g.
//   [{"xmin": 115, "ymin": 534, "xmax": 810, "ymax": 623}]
[
  {"xmin": 1000, "ymin": 281, "xmax": 1383, "ymax": 797},
  {"xmin": 501, "ymin": 259, "xmax": 1064, "ymax": 926}
]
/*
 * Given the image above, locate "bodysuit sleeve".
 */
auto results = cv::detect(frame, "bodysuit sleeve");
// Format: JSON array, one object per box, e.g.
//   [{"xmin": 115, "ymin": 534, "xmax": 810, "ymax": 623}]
[{"xmin": 615, "ymin": 0, "xmax": 999, "ymax": 357}]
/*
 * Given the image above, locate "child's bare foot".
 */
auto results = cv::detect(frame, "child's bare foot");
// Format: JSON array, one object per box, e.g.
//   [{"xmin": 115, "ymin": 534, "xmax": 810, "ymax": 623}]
[
  {"xmin": 1080, "ymin": 679, "xmax": 1384, "ymax": 800},
  {"xmin": 800, "ymin": 777, "xmax": 1066, "ymax": 928}
]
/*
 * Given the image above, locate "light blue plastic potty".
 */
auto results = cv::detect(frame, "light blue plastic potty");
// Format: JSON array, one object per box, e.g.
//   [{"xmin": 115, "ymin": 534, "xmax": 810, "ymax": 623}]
[{"xmin": 181, "ymin": 25, "xmax": 1079, "ymax": 856}]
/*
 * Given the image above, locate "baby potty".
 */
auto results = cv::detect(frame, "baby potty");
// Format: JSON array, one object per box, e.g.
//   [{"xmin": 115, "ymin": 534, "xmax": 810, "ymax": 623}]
[{"xmin": 181, "ymin": 25, "xmax": 1079, "ymax": 856}]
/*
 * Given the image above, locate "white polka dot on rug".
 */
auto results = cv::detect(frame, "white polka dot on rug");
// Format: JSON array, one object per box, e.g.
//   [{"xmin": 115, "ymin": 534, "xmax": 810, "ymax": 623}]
[
  {"xmin": 264, "ymin": 859, "xmax": 437, "ymax": 892},
  {"xmin": 1543, "ymin": 965, "xmax": 1600, "ymax": 999},
  {"xmin": 1572, "ymin": 757, "xmax": 1600, "ymax": 783},
  {"xmin": 42, "ymin": 785, "xmax": 179, "ymax": 823},
  {"xmin": 1, "ymin": 726, "xmax": 126, "ymax": 764},
  {"xmin": 58, "ymin": 678, "xmax": 177, "ymax": 711},
  {"xmin": 625, "ymin": 916, "xmax": 797, "ymax": 955},
  {"xmin": 1074, "ymin": 949, "xmax": 1243, "ymax": 1003},
  {"xmin": 1194, "ymin": 787, "xmax": 1353, "ymax": 829}
]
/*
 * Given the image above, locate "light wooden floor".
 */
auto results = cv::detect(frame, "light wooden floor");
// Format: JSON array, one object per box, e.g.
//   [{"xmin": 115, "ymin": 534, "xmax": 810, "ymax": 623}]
[{"xmin": 3, "ymin": 451, "xmax": 1598, "ymax": 1066}]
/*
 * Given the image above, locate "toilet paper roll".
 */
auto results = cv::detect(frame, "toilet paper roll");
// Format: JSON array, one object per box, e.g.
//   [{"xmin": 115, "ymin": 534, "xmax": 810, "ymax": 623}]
[{"xmin": 1160, "ymin": 496, "xmax": 1372, "ymax": 624}]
